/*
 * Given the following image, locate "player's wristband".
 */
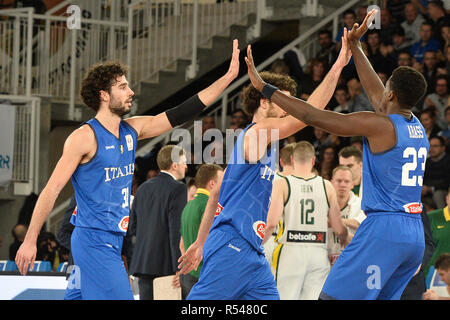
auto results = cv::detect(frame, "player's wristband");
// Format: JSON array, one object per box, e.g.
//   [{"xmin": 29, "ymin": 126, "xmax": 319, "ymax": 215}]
[
  {"xmin": 165, "ymin": 94, "xmax": 206, "ymax": 127},
  {"xmin": 261, "ymin": 83, "xmax": 279, "ymax": 101}
]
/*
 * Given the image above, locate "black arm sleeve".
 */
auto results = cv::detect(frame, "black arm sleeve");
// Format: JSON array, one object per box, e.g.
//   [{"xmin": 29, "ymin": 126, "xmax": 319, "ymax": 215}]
[{"xmin": 165, "ymin": 94, "xmax": 206, "ymax": 127}]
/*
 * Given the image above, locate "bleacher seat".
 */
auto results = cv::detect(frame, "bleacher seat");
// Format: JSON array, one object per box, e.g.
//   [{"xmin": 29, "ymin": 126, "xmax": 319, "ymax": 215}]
[
  {"xmin": 32, "ymin": 261, "xmax": 52, "ymax": 272},
  {"xmin": 57, "ymin": 262, "xmax": 68, "ymax": 273},
  {"xmin": 5, "ymin": 261, "xmax": 18, "ymax": 271}
]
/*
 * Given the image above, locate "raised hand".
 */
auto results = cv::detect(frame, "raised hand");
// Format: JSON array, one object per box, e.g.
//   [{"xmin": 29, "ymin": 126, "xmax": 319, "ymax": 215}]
[
  {"xmin": 244, "ymin": 44, "xmax": 265, "ymax": 92},
  {"xmin": 334, "ymin": 28, "xmax": 352, "ymax": 69},
  {"xmin": 226, "ymin": 39, "xmax": 240, "ymax": 80},
  {"xmin": 348, "ymin": 9, "xmax": 378, "ymax": 47}
]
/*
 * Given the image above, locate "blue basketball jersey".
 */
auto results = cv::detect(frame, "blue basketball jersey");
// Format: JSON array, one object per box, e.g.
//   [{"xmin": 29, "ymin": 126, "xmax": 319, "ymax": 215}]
[
  {"xmin": 361, "ymin": 114, "xmax": 429, "ymax": 214},
  {"xmin": 70, "ymin": 118, "xmax": 138, "ymax": 235},
  {"xmin": 210, "ymin": 123, "xmax": 278, "ymax": 253}
]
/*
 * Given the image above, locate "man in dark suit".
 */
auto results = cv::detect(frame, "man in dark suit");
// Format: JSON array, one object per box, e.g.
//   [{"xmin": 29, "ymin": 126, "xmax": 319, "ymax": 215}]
[{"xmin": 128, "ymin": 145, "xmax": 188, "ymax": 300}]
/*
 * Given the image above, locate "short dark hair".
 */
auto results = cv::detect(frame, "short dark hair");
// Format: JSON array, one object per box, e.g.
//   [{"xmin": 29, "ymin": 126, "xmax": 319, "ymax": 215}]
[
  {"xmin": 80, "ymin": 61, "xmax": 128, "ymax": 111},
  {"xmin": 343, "ymin": 9, "xmax": 356, "ymax": 17},
  {"xmin": 434, "ymin": 253, "xmax": 450, "ymax": 271},
  {"xmin": 388, "ymin": 67, "xmax": 427, "ymax": 108},
  {"xmin": 338, "ymin": 146, "xmax": 362, "ymax": 162},
  {"xmin": 421, "ymin": 106, "xmax": 437, "ymax": 118},
  {"xmin": 393, "ymin": 26, "xmax": 405, "ymax": 37},
  {"xmin": 318, "ymin": 29, "xmax": 332, "ymax": 38},
  {"xmin": 335, "ymin": 85, "xmax": 348, "ymax": 94},
  {"xmin": 194, "ymin": 164, "xmax": 223, "ymax": 188},
  {"xmin": 421, "ymin": 21, "xmax": 434, "ymax": 29},
  {"xmin": 430, "ymin": 135, "xmax": 446, "ymax": 147},
  {"xmin": 242, "ymin": 71, "xmax": 297, "ymax": 116}
]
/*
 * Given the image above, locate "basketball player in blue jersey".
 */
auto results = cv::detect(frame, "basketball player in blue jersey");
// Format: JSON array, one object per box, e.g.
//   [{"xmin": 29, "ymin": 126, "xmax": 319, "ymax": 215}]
[
  {"xmin": 245, "ymin": 10, "xmax": 429, "ymax": 300},
  {"xmin": 14, "ymin": 40, "xmax": 241, "ymax": 300},
  {"xmin": 177, "ymin": 31, "xmax": 352, "ymax": 300}
]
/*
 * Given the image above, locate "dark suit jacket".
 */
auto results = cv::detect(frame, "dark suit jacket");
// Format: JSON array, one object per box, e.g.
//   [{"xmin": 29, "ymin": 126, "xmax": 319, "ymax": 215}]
[{"xmin": 128, "ymin": 172, "xmax": 187, "ymax": 277}]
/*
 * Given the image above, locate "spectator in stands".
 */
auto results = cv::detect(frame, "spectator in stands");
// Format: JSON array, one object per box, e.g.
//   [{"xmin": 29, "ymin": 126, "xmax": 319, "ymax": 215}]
[
  {"xmin": 420, "ymin": 107, "xmax": 442, "ymax": 139},
  {"xmin": 438, "ymin": 106, "xmax": 450, "ymax": 141},
  {"xmin": 425, "ymin": 191, "xmax": 450, "ymax": 277},
  {"xmin": 270, "ymin": 59, "xmax": 290, "ymax": 75},
  {"xmin": 401, "ymin": 2, "xmax": 426, "ymax": 47},
  {"xmin": 186, "ymin": 178, "xmax": 197, "ymax": 202},
  {"xmin": 229, "ymin": 108, "xmax": 249, "ymax": 130},
  {"xmin": 333, "ymin": 85, "xmax": 352, "ymax": 113},
  {"xmin": 146, "ymin": 168, "xmax": 159, "ymax": 180},
  {"xmin": 129, "ymin": 145, "xmax": 187, "ymax": 300},
  {"xmin": 316, "ymin": 145, "xmax": 338, "ymax": 180},
  {"xmin": 36, "ymin": 232, "xmax": 60, "ymax": 271},
  {"xmin": 298, "ymin": 58, "xmax": 326, "ymax": 100},
  {"xmin": 9, "ymin": 224, "xmax": 27, "ymax": 261},
  {"xmin": 338, "ymin": 146, "xmax": 363, "ymax": 197},
  {"xmin": 377, "ymin": 71, "xmax": 389, "ymax": 86},
  {"xmin": 312, "ymin": 127, "xmax": 333, "ymax": 155},
  {"xmin": 366, "ymin": 29, "xmax": 396, "ymax": 75},
  {"xmin": 349, "ymin": 136, "xmax": 363, "ymax": 152},
  {"xmin": 316, "ymin": 29, "xmax": 338, "ymax": 67},
  {"xmin": 356, "ymin": 5, "xmax": 368, "ymax": 25},
  {"xmin": 346, "ymin": 78, "xmax": 373, "ymax": 112},
  {"xmin": 440, "ymin": 23, "xmax": 450, "ymax": 51},
  {"xmin": 383, "ymin": 0, "xmax": 409, "ymax": 23},
  {"xmin": 423, "ymin": 253, "xmax": 450, "ymax": 300},
  {"xmin": 427, "ymin": 0, "xmax": 450, "ymax": 45},
  {"xmin": 423, "ymin": 136, "xmax": 450, "ymax": 209},
  {"xmin": 335, "ymin": 9, "xmax": 357, "ymax": 46},
  {"xmin": 380, "ymin": 8, "xmax": 399, "ymax": 45},
  {"xmin": 411, "ymin": 21, "xmax": 441, "ymax": 63},
  {"xmin": 391, "ymin": 26, "xmax": 412, "ymax": 55},
  {"xmin": 423, "ymin": 50, "xmax": 441, "ymax": 94},
  {"xmin": 178, "ymin": 164, "xmax": 224, "ymax": 299},
  {"xmin": 424, "ymin": 75, "xmax": 449, "ymax": 127},
  {"xmin": 398, "ymin": 51, "xmax": 414, "ymax": 66}
]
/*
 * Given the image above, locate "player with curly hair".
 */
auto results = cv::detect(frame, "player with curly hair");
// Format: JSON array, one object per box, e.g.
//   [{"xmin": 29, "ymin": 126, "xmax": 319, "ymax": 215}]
[{"xmin": 15, "ymin": 40, "xmax": 241, "ymax": 300}]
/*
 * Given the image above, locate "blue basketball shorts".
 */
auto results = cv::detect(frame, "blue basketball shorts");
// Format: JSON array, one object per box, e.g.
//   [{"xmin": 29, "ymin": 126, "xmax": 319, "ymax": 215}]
[
  {"xmin": 187, "ymin": 225, "xmax": 279, "ymax": 300},
  {"xmin": 320, "ymin": 212, "xmax": 425, "ymax": 300},
  {"xmin": 64, "ymin": 227, "xmax": 133, "ymax": 300}
]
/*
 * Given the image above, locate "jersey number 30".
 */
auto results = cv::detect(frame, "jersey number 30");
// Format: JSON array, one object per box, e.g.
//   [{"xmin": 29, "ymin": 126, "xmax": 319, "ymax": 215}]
[{"xmin": 401, "ymin": 147, "xmax": 427, "ymax": 187}]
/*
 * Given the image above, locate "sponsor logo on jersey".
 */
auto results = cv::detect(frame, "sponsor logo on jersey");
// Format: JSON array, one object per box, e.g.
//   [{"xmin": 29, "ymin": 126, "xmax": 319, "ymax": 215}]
[
  {"xmin": 215, "ymin": 203, "xmax": 223, "ymax": 217},
  {"xmin": 403, "ymin": 202, "xmax": 422, "ymax": 214},
  {"xmin": 287, "ymin": 230, "xmax": 326, "ymax": 243},
  {"xmin": 253, "ymin": 221, "xmax": 266, "ymax": 240},
  {"xmin": 407, "ymin": 125, "xmax": 424, "ymax": 139},
  {"xmin": 72, "ymin": 207, "xmax": 77, "ymax": 216},
  {"xmin": 126, "ymin": 134, "xmax": 133, "ymax": 151},
  {"xmin": 118, "ymin": 216, "xmax": 129, "ymax": 232},
  {"xmin": 105, "ymin": 145, "xmax": 115, "ymax": 150}
]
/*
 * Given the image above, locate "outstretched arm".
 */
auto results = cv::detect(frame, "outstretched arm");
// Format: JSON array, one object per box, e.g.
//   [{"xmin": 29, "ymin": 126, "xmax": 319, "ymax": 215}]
[
  {"xmin": 263, "ymin": 177, "xmax": 287, "ymax": 245},
  {"xmin": 347, "ymin": 9, "xmax": 385, "ymax": 113},
  {"xmin": 126, "ymin": 39, "xmax": 240, "ymax": 140}
]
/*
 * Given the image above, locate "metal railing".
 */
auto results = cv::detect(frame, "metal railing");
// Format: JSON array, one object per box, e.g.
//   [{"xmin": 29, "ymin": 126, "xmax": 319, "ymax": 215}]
[{"xmin": 0, "ymin": 94, "xmax": 41, "ymax": 195}]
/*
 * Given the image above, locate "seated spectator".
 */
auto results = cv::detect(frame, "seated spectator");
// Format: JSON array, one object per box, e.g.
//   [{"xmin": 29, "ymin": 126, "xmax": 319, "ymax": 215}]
[
  {"xmin": 423, "ymin": 253, "xmax": 450, "ymax": 300},
  {"xmin": 438, "ymin": 106, "xmax": 450, "ymax": 142},
  {"xmin": 229, "ymin": 108, "xmax": 249, "ymax": 130},
  {"xmin": 384, "ymin": 0, "xmax": 409, "ymax": 24},
  {"xmin": 316, "ymin": 29, "xmax": 338, "ymax": 67},
  {"xmin": 424, "ymin": 75, "xmax": 449, "ymax": 127},
  {"xmin": 391, "ymin": 26, "xmax": 412, "ymax": 54},
  {"xmin": 366, "ymin": 29, "xmax": 396, "ymax": 75},
  {"xmin": 440, "ymin": 23, "xmax": 450, "ymax": 52},
  {"xmin": 380, "ymin": 8, "xmax": 400, "ymax": 45},
  {"xmin": 335, "ymin": 9, "xmax": 358, "ymax": 46},
  {"xmin": 401, "ymin": 2, "xmax": 426, "ymax": 47},
  {"xmin": 377, "ymin": 71, "xmax": 389, "ymax": 86},
  {"xmin": 36, "ymin": 232, "xmax": 60, "ymax": 271},
  {"xmin": 347, "ymin": 78, "xmax": 373, "ymax": 112},
  {"xmin": 427, "ymin": 0, "xmax": 450, "ymax": 46},
  {"xmin": 298, "ymin": 58, "xmax": 326, "ymax": 100},
  {"xmin": 316, "ymin": 146, "xmax": 338, "ymax": 181},
  {"xmin": 356, "ymin": 5, "xmax": 368, "ymax": 25},
  {"xmin": 312, "ymin": 127, "xmax": 333, "ymax": 155},
  {"xmin": 349, "ymin": 136, "xmax": 363, "ymax": 152},
  {"xmin": 420, "ymin": 107, "xmax": 443, "ymax": 139},
  {"xmin": 398, "ymin": 51, "xmax": 414, "ymax": 66},
  {"xmin": 9, "ymin": 224, "xmax": 27, "ymax": 261},
  {"xmin": 422, "ymin": 50, "xmax": 442, "ymax": 94},
  {"xmin": 333, "ymin": 85, "xmax": 352, "ymax": 113},
  {"xmin": 423, "ymin": 136, "xmax": 450, "ymax": 209},
  {"xmin": 410, "ymin": 21, "xmax": 441, "ymax": 63},
  {"xmin": 270, "ymin": 59, "xmax": 290, "ymax": 75}
]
